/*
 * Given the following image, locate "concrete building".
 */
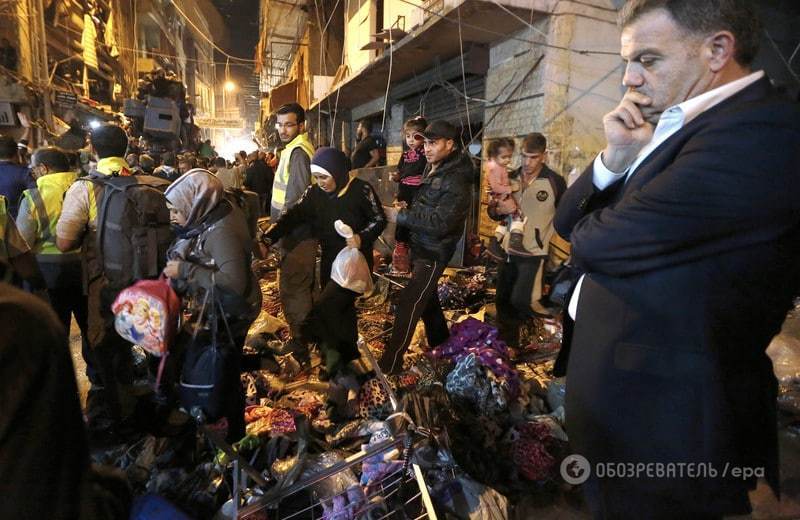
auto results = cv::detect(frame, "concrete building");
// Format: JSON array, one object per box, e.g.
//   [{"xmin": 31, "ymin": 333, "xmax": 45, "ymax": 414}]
[
  {"xmin": 256, "ymin": 0, "xmax": 800, "ymax": 251},
  {"xmin": 0, "ymin": 0, "xmax": 227, "ymax": 146},
  {"xmin": 255, "ymin": 0, "xmax": 624, "ymax": 245}
]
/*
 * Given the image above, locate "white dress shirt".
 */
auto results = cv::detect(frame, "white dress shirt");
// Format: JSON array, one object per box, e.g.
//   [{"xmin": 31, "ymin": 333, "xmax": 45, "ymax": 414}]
[{"xmin": 568, "ymin": 70, "xmax": 765, "ymax": 320}]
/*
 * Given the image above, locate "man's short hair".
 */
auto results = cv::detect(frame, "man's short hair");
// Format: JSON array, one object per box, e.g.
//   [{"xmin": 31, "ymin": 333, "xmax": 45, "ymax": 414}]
[
  {"xmin": 162, "ymin": 151, "xmax": 176, "ymax": 167},
  {"xmin": 487, "ymin": 138, "xmax": 515, "ymax": 159},
  {"xmin": 139, "ymin": 154, "xmax": 155, "ymax": 172},
  {"xmin": 276, "ymin": 103, "xmax": 306, "ymax": 123},
  {"xmin": 65, "ymin": 151, "xmax": 80, "ymax": 169},
  {"xmin": 90, "ymin": 124, "xmax": 128, "ymax": 159},
  {"xmin": 0, "ymin": 135, "xmax": 17, "ymax": 159},
  {"xmin": 213, "ymin": 157, "xmax": 226, "ymax": 168},
  {"xmin": 522, "ymin": 133, "xmax": 547, "ymax": 154},
  {"xmin": 619, "ymin": 0, "xmax": 760, "ymax": 66},
  {"xmin": 358, "ymin": 119, "xmax": 373, "ymax": 131},
  {"xmin": 32, "ymin": 147, "xmax": 70, "ymax": 172}
]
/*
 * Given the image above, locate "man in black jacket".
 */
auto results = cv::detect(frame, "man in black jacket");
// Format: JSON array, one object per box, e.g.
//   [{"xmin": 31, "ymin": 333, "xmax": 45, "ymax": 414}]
[
  {"xmin": 381, "ymin": 121, "xmax": 472, "ymax": 374},
  {"xmin": 554, "ymin": 1, "xmax": 800, "ymax": 517}
]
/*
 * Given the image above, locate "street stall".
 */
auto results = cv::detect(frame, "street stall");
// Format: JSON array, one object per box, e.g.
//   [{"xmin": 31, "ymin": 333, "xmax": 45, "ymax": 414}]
[{"xmin": 99, "ymin": 245, "xmax": 578, "ymax": 520}]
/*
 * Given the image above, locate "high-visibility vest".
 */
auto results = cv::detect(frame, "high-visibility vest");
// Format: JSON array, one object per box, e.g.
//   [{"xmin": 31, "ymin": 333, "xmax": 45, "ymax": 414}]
[
  {"xmin": 271, "ymin": 132, "xmax": 314, "ymax": 213},
  {"xmin": 22, "ymin": 171, "xmax": 80, "ymax": 257}
]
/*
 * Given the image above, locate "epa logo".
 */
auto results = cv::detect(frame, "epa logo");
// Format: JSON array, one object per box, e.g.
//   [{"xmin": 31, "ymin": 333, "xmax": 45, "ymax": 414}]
[{"xmin": 561, "ymin": 454, "xmax": 591, "ymax": 484}]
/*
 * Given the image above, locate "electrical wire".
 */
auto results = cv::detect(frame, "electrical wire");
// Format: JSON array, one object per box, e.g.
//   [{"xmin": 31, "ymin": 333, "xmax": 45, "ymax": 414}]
[
  {"xmin": 380, "ymin": 24, "xmax": 395, "ymax": 134},
  {"xmin": 393, "ymin": 0, "xmax": 619, "ymax": 56},
  {"xmin": 457, "ymin": 6, "xmax": 473, "ymax": 143},
  {"xmin": 168, "ymin": 0, "xmax": 255, "ymax": 62},
  {"xmin": 328, "ymin": 0, "xmax": 349, "ymax": 145},
  {"xmin": 488, "ymin": 0, "xmax": 549, "ymax": 40},
  {"xmin": 47, "ymin": 19, "xmax": 256, "ymax": 69},
  {"xmin": 765, "ymin": 29, "xmax": 799, "ymax": 85}
]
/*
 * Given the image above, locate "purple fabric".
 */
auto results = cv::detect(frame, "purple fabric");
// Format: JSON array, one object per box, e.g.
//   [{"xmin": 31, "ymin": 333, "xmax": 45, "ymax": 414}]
[{"xmin": 429, "ymin": 318, "xmax": 520, "ymax": 397}]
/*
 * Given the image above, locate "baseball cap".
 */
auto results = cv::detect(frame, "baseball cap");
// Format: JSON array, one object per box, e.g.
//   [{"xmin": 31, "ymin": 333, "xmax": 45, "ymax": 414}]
[{"xmin": 417, "ymin": 120, "xmax": 459, "ymax": 141}]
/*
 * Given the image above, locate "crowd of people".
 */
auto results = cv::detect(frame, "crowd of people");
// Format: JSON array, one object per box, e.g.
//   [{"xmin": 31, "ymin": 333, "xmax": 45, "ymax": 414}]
[{"xmin": 1, "ymin": 0, "xmax": 799, "ymax": 517}]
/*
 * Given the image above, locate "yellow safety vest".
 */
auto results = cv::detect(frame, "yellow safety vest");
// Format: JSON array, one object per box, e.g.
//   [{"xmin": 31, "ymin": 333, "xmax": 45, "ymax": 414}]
[
  {"xmin": 85, "ymin": 157, "xmax": 127, "ymax": 226},
  {"xmin": 22, "ymin": 171, "xmax": 79, "ymax": 256},
  {"xmin": 271, "ymin": 132, "xmax": 314, "ymax": 213}
]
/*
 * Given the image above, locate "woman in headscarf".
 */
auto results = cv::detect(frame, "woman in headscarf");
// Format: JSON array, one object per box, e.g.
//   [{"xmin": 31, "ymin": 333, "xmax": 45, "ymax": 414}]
[
  {"xmin": 264, "ymin": 147, "xmax": 386, "ymax": 378},
  {"xmin": 163, "ymin": 169, "xmax": 261, "ymax": 440}
]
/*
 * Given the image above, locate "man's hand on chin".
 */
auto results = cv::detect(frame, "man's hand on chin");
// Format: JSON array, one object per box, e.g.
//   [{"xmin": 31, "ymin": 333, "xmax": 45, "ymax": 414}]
[{"xmin": 601, "ymin": 90, "xmax": 655, "ymax": 173}]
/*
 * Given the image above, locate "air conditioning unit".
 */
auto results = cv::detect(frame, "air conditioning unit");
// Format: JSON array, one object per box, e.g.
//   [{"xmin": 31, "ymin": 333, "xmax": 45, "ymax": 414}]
[{"xmin": 144, "ymin": 96, "xmax": 180, "ymax": 138}]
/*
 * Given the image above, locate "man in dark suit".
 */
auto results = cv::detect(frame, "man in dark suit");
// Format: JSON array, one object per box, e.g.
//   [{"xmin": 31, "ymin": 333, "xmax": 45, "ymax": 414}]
[{"xmin": 554, "ymin": 1, "xmax": 800, "ymax": 518}]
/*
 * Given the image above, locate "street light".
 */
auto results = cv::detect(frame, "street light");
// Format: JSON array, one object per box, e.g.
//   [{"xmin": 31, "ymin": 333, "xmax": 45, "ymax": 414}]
[{"xmin": 224, "ymin": 80, "xmax": 237, "ymax": 93}]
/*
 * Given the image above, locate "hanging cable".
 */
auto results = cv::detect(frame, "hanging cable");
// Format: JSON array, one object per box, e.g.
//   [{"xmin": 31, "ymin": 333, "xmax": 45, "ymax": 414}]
[
  {"xmin": 168, "ymin": 0, "xmax": 256, "ymax": 62},
  {"xmin": 457, "ymin": 6, "xmax": 473, "ymax": 143},
  {"xmin": 380, "ymin": 24, "xmax": 395, "ymax": 134},
  {"xmin": 329, "ymin": 0, "xmax": 349, "ymax": 146},
  {"xmin": 46, "ymin": 20, "xmax": 257, "ymax": 69},
  {"xmin": 393, "ymin": 0, "xmax": 619, "ymax": 56}
]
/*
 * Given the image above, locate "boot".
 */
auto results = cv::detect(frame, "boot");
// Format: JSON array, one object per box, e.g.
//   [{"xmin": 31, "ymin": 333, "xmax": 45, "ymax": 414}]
[
  {"xmin": 486, "ymin": 236, "xmax": 507, "ymax": 263},
  {"xmin": 392, "ymin": 241, "xmax": 410, "ymax": 274},
  {"xmin": 507, "ymin": 219, "xmax": 528, "ymax": 256}
]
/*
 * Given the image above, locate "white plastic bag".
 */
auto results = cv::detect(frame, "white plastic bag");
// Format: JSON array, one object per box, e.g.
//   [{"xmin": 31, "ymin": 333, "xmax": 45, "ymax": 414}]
[{"xmin": 330, "ymin": 220, "xmax": 374, "ymax": 294}]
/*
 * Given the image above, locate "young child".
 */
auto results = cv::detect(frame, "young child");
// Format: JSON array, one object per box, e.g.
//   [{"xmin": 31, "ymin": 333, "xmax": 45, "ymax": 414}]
[
  {"xmin": 485, "ymin": 138, "xmax": 525, "ymax": 256},
  {"xmin": 390, "ymin": 116, "xmax": 427, "ymax": 273}
]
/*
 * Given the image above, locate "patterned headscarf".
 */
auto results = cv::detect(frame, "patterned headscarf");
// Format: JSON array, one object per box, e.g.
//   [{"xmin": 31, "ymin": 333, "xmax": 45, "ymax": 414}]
[{"xmin": 165, "ymin": 168, "xmax": 224, "ymax": 228}]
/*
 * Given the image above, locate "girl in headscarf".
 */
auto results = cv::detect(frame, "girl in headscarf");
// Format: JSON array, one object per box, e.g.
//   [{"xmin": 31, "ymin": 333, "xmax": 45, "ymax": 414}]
[
  {"xmin": 264, "ymin": 147, "xmax": 386, "ymax": 379},
  {"xmin": 163, "ymin": 169, "xmax": 261, "ymax": 440}
]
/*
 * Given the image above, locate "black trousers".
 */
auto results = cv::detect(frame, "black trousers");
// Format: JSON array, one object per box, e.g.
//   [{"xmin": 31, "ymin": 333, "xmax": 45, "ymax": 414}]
[
  {"xmin": 301, "ymin": 281, "xmax": 360, "ymax": 372},
  {"xmin": 87, "ymin": 278, "xmax": 134, "ymax": 422},
  {"xmin": 40, "ymin": 261, "xmax": 93, "ymax": 381},
  {"xmin": 380, "ymin": 257, "xmax": 449, "ymax": 374},
  {"xmin": 495, "ymin": 255, "xmax": 545, "ymax": 348}
]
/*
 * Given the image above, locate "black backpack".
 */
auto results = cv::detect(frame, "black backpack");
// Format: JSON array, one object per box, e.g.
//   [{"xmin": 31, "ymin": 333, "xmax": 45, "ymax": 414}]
[
  {"xmin": 225, "ymin": 187, "xmax": 261, "ymax": 239},
  {"xmin": 88, "ymin": 174, "xmax": 174, "ymax": 289}
]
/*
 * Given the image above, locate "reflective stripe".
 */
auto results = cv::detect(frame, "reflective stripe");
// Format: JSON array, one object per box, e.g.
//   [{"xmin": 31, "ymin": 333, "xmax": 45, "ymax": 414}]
[
  {"xmin": 26, "ymin": 189, "xmax": 52, "ymax": 243},
  {"xmin": 25, "ymin": 171, "xmax": 79, "ymax": 256},
  {"xmin": 271, "ymin": 133, "xmax": 314, "ymax": 211}
]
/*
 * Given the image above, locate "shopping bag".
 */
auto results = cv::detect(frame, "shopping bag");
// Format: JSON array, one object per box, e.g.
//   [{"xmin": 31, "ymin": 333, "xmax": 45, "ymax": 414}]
[{"xmin": 330, "ymin": 219, "xmax": 374, "ymax": 294}]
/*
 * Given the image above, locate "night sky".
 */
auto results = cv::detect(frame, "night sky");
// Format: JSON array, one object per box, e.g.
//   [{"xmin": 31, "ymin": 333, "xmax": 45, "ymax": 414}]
[{"xmin": 210, "ymin": 0, "xmax": 260, "ymax": 61}]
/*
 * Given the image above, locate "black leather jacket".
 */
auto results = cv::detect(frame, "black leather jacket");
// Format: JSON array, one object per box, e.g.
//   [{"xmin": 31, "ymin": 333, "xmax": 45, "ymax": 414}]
[{"xmin": 396, "ymin": 150, "xmax": 473, "ymax": 262}]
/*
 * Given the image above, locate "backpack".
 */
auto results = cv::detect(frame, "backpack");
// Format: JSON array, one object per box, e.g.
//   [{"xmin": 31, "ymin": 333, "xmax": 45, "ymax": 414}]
[
  {"xmin": 225, "ymin": 187, "xmax": 260, "ymax": 239},
  {"xmin": 112, "ymin": 275, "xmax": 181, "ymax": 356},
  {"xmin": 88, "ymin": 174, "xmax": 174, "ymax": 289}
]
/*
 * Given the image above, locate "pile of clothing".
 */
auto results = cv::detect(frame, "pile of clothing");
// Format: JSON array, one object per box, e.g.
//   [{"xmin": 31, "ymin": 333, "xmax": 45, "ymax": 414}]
[
  {"xmin": 437, "ymin": 269, "xmax": 490, "ymax": 311},
  {"xmin": 106, "ymin": 259, "xmax": 575, "ymax": 517}
]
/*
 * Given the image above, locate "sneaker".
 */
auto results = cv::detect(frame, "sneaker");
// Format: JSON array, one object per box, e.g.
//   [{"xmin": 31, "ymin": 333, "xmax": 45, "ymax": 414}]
[
  {"xmin": 285, "ymin": 338, "xmax": 311, "ymax": 370},
  {"xmin": 486, "ymin": 237, "xmax": 507, "ymax": 263}
]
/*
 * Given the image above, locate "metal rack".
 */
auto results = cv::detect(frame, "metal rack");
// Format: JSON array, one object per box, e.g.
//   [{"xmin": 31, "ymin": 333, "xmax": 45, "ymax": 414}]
[{"xmin": 219, "ymin": 337, "xmax": 437, "ymax": 519}]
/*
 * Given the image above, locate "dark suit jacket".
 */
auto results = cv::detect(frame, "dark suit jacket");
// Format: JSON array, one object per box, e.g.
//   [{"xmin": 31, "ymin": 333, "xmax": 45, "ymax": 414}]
[{"xmin": 553, "ymin": 77, "xmax": 800, "ymax": 517}]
